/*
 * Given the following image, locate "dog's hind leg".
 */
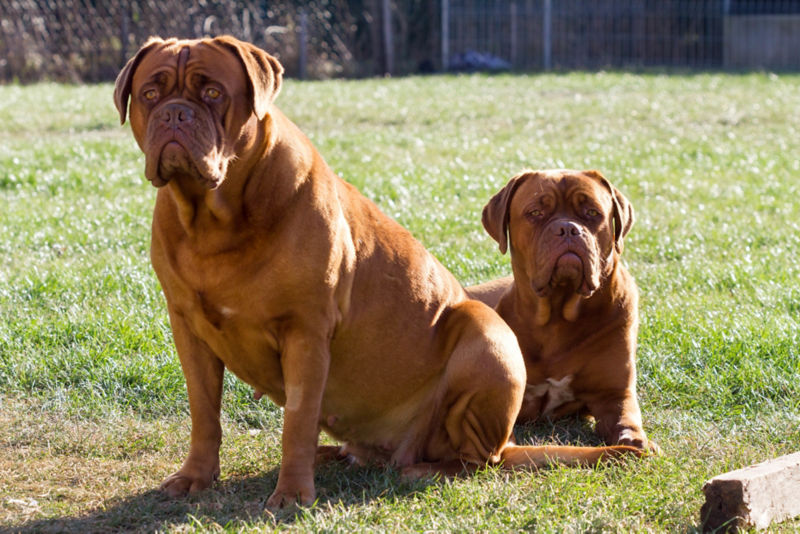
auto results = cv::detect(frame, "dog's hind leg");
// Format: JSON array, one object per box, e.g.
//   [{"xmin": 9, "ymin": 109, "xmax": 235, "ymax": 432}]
[
  {"xmin": 402, "ymin": 300, "xmax": 524, "ymax": 477},
  {"xmin": 405, "ymin": 299, "xmax": 641, "ymax": 478}
]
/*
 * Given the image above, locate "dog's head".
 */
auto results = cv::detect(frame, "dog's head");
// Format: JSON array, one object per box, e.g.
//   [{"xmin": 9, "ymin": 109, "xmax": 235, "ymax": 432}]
[
  {"xmin": 113, "ymin": 36, "xmax": 283, "ymax": 189},
  {"xmin": 482, "ymin": 169, "xmax": 633, "ymax": 298}
]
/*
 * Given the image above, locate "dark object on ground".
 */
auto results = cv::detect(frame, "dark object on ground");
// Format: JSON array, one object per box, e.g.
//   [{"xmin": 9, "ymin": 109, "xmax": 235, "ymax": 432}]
[{"xmin": 448, "ymin": 50, "xmax": 511, "ymax": 72}]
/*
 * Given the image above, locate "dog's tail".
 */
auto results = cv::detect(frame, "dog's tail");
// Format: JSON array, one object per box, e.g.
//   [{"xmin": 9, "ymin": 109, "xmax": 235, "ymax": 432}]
[{"xmin": 499, "ymin": 443, "xmax": 643, "ymax": 469}]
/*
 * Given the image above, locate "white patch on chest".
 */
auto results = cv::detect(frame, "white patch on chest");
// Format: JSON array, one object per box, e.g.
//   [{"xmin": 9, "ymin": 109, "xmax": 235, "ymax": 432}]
[{"xmin": 525, "ymin": 374, "xmax": 575, "ymax": 416}]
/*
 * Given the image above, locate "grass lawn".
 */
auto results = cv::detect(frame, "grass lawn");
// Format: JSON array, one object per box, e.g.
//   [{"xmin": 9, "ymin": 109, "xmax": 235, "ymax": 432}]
[{"xmin": 1, "ymin": 72, "xmax": 799, "ymax": 532}]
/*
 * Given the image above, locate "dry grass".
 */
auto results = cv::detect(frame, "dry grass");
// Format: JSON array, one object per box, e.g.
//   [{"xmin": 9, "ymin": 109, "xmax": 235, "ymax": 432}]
[{"xmin": 0, "ymin": 396, "xmax": 292, "ymax": 532}]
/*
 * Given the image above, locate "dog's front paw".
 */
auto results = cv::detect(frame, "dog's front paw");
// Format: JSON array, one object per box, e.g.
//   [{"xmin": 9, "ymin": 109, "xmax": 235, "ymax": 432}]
[
  {"xmin": 616, "ymin": 428, "xmax": 662, "ymax": 455},
  {"xmin": 160, "ymin": 467, "xmax": 218, "ymax": 497},
  {"xmin": 266, "ymin": 482, "xmax": 316, "ymax": 510}
]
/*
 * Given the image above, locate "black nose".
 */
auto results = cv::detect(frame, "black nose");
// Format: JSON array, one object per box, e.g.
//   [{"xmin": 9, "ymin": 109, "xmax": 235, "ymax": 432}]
[
  {"xmin": 552, "ymin": 220, "xmax": 582, "ymax": 237},
  {"xmin": 160, "ymin": 103, "xmax": 194, "ymax": 128}
]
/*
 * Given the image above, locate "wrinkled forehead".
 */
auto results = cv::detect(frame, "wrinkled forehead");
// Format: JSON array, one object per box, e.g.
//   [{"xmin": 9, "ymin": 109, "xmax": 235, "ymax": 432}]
[
  {"xmin": 512, "ymin": 170, "xmax": 612, "ymax": 210},
  {"xmin": 132, "ymin": 40, "xmax": 245, "ymax": 91}
]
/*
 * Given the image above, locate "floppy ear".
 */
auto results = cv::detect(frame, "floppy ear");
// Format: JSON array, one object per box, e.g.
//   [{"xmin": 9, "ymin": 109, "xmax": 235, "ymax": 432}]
[
  {"xmin": 113, "ymin": 37, "xmax": 166, "ymax": 125},
  {"xmin": 214, "ymin": 36, "xmax": 284, "ymax": 120},
  {"xmin": 481, "ymin": 171, "xmax": 533, "ymax": 255},
  {"xmin": 584, "ymin": 170, "xmax": 634, "ymax": 253}
]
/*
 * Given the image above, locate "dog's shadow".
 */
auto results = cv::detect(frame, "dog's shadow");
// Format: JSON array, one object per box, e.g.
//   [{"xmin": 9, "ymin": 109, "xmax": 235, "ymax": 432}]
[
  {"xmin": 513, "ymin": 413, "xmax": 606, "ymax": 448},
  {"xmin": 9, "ymin": 462, "xmax": 435, "ymax": 533},
  {"xmin": 11, "ymin": 417, "xmax": 602, "ymax": 532}
]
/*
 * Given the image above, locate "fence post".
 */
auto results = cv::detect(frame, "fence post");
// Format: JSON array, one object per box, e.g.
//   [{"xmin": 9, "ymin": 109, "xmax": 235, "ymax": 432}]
[
  {"xmin": 382, "ymin": 0, "xmax": 393, "ymax": 75},
  {"xmin": 543, "ymin": 0, "xmax": 552, "ymax": 70},
  {"xmin": 242, "ymin": 8, "xmax": 251, "ymax": 42},
  {"xmin": 298, "ymin": 9, "xmax": 308, "ymax": 80},
  {"xmin": 510, "ymin": 2, "xmax": 518, "ymax": 68},
  {"xmin": 441, "ymin": 0, "xmax": 449, "ymax": 71},
  {"xmin": 120, "ymin": 5, "xmax": 129, "ymax": 67}
]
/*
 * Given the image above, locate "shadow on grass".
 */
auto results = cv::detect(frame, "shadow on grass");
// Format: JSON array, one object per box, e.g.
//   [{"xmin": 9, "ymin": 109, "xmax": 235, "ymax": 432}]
[
  {"xmin": 514, "ymin": 413, "xmax": 607, "ymax": 448},
  {"xmin": 8, "ymin": 462, "xmax": 434, "ymax": 533},
  {"xmin": 10, "ymin": 417, "xmax": 607, "ymax": 532}
]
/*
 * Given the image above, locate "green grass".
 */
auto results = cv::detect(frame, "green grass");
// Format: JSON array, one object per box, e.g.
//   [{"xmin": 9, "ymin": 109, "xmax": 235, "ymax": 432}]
[{"xmin": 1, "ymin": 72, "xmax": 799, "ymax": 532}]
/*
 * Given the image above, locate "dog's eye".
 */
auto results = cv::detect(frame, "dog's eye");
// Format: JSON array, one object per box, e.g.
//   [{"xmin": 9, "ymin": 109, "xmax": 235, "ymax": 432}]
[
  {"xmin": 205, "ymin": 87, "xmax": 222, "ymax": 100},
  {"xmin": 143, "ymin": 89, "xmax": 158, "ymax": 101},
  {"xmin": 586, "ymin": 208, "xmax": 600, "ymax": 217},
  {"xmin": 528, "ymin": 209, "xmax": 543, "ymax": 218}
]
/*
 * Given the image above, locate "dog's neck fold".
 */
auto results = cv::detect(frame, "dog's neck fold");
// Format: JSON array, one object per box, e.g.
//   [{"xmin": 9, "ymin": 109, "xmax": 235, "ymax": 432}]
[
  {"xmin": 511, "ymin": 261, "xmax": 587, "ymax": 326},
  {"xmin": 525, "ymin": 291, "xmax": 585, "ymax": 326},
  {"xmin": 167, "ymin": 180, "xmax": 236, "ymax": 236}
]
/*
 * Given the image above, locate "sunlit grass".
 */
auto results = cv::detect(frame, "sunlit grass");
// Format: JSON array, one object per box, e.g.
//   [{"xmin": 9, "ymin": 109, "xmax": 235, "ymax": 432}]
[{"xmin": 1, "ymin": 72, "xmax": 799, "ymax": 531}]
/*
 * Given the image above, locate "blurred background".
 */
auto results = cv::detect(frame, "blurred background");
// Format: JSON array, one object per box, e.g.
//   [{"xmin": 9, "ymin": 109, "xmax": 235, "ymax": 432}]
[{"xmin": 2, "ymin": 0, "xmax": 800, "ymax": 83}]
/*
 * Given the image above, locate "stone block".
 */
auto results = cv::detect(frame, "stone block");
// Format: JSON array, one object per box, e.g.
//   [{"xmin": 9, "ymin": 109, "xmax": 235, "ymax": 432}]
[{"xmin": 701, "ymin": 452, "xmax": 800, "ymax": 531}]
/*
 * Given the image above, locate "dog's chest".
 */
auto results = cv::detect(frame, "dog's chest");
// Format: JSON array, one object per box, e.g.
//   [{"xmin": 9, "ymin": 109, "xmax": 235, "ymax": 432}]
[
  {"xmin": 158, "ymin": 241, "xmax": 288, "ymax": 395},
  {"xmin": 172, "ymin": 255, "xmax": 255, "ymax": 330},
  {"xmin": 520, "ymin": 333, "xmax": 587, "ymax": 417},
  {"xmin": 187, "ymin": 290, "xmax": 288, "ymax": 400}
]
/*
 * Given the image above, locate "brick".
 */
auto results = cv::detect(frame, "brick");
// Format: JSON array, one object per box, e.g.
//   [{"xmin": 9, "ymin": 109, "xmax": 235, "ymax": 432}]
[{"xmin": 701, "ymin": 452, "xmax": 800, "ymax": 531}]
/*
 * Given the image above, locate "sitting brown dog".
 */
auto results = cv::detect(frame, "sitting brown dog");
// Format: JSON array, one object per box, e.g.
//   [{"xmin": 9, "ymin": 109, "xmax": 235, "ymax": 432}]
[
  {"xmin": 468, "ymin": 169, "xmax": 659, "ymax": 453},
  {"xmin": 114, "ymin": 37, "xmax": 641, "ymax": 509}
]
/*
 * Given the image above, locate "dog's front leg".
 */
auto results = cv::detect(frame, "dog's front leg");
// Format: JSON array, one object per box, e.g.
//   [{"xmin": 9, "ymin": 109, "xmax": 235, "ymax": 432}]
[
  {"xmin": 266, "ymin": 331, "xmax": 330, "ymax": 510},
  {"xmin": 161, "ymin": 307, "xmax": 225, "ymax": 497},
  {"xmin": 589, "ymin": 389, "xmax": 660, "ymax": 454}
]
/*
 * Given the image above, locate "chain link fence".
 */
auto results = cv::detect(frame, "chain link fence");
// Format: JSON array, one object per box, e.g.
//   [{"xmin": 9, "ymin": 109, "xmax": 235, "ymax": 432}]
[
  {"xmin": 2, "ymin": 0, "xmax": 799, "ymax": 83},
  {"xmin": 0, "ymin": 0, "xmax": 431, "ymax": 82},
  {"xmin": 444, "ymin": 0, "xmax": 800, "ymax": 71}
]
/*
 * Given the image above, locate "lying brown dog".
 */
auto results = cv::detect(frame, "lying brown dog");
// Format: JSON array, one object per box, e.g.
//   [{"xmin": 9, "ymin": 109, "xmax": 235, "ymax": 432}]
[
  {"xmin": 468, "ymin": 170, "xmax": 659, "ymax": 453},
  {"xmin": 114, "ymin": 37, "xmax": 640, "ymax": 509}
]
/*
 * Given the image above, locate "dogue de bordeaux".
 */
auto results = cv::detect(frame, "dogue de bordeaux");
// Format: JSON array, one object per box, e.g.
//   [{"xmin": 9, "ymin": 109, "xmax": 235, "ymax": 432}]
[
  {"xmin": 468, "ymin": 169, "xmax": 660, "ymax": 454},
  {"xmin": 114, "ymin": 37, "xmax": 641, "ymax": 509}
]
